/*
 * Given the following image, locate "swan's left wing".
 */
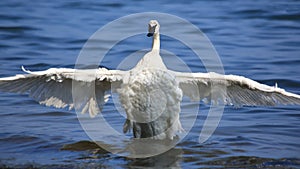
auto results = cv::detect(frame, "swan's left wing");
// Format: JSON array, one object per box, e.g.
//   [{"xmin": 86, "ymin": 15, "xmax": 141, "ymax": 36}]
[
  {"xmin": 0, "ymin": 67, "xmax": 125, "ymax": 117},
  {"xmin": 174, "ymin": 71, "xmax": 300, "ymax": 106}
]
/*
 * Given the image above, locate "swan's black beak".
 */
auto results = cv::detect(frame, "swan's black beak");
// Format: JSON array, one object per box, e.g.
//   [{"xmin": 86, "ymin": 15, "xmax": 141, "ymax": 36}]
[{"xmin": 147, "ymin": 33, "xmax": 153, "ymax": 37}]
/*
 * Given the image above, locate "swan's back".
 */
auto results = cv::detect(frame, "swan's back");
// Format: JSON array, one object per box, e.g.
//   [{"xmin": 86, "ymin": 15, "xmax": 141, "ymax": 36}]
[{"xmin": 119, "ymin": 68, "xmax": 183, "ymax": 139}]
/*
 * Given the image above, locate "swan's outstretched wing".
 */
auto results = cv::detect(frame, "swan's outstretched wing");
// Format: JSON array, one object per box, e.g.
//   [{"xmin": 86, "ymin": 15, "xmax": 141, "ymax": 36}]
[
  {"xmin": 174, "ymin": 71, "xmax": 300, "ymax": 106},
  {"xmin": 0, "ymin": 67, "xmax": 125, "ymax": 117}
]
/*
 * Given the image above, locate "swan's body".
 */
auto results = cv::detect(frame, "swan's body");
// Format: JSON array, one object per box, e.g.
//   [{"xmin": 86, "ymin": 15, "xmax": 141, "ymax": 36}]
[{"xmin": 1, "ymin": 20, "xmax": 300, "ymax": 139}]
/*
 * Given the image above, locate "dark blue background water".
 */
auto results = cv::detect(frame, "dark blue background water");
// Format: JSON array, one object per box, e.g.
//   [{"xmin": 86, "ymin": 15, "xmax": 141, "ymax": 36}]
[{"xmin": 0, "ymin": 0, "xmax": 300, "ymax": 168}]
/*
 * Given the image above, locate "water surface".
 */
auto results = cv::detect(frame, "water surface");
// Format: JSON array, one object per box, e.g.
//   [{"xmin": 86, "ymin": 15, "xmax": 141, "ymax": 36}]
[{"xmin": 0, "ymin": 0, "xmax": 300, "ymax": 168}]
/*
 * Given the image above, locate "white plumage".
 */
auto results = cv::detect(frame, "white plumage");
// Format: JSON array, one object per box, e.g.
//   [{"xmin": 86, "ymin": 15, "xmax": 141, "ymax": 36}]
[{"xmin": 0, "ymin": 20, "xmax": 300, "ymax": 139}]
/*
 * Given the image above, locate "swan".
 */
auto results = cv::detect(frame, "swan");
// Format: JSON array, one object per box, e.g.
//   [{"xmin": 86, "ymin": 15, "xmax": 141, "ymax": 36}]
[{"xmin": 0, "ymin": 20, "xmax": 300, "ymax": 140}]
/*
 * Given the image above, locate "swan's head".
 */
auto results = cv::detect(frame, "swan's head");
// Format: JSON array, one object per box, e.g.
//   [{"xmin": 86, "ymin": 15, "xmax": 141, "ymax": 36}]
[{"xmin": 147, "ymin": 20, "xmax": 160, "ymax": 37}]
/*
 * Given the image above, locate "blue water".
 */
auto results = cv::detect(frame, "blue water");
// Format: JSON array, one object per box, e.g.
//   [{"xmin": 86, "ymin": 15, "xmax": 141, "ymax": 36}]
[{"xmin": 0, "ymin": 0, "xmax": 300, "ymax": 168}]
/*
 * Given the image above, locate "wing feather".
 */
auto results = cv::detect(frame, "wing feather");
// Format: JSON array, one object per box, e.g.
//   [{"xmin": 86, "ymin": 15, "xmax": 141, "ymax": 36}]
[
  {"xmin": 174, "ymin": 71, "xmax": 300, "ymax": 106},
  {"xmin": 0, "ymin": 67, "xmax": 125, "ymax": 117}
]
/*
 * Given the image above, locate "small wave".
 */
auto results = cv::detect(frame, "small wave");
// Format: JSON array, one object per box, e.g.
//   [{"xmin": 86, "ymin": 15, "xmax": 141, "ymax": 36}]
[
  {"xmin": 20, "ymin": 111, "xmax": 72, "ymax": 117},
  {"xmin": 61, "ymin": 140, "xmax": 104, "ymax": 151},
  {"xmin": 0, "ymin": 26, "xmax": 39, "ymax": 32},
  {"xmin": 0, "ymin": 135, "xmax": 40, "ymax": 144},
  {"xmin": 200, "ymin": 156, "xmax": 300, "ymax": 168},
  {"xmin": 268, "ymin": 13, "xmax": 300, "ymax": 21}
]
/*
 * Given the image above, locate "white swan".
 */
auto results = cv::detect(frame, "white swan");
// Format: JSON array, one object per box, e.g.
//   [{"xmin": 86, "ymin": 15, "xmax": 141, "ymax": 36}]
[{"xmin": 0, "ymin": 20, "xmax": 300, "ymax": 140}]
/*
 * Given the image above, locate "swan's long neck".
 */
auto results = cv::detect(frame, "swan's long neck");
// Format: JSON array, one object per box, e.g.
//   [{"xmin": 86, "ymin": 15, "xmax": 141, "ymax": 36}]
[
  {"xmin": 134, "ymin": 31, "xmax": 166, "ymax": 70},
  {"xmin": 151, "ymin": 33, "xmax": 160, "ymax": 51}
]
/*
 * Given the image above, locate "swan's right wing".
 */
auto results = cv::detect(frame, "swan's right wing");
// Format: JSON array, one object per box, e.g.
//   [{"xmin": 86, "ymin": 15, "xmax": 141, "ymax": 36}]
[
  {"xmin": 174, "ymin": 71, "xmax": 300, "ymax": 106},
  {"xmin": 0, "ymin": 67, "xmax": 125, "ymax": 117}
]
